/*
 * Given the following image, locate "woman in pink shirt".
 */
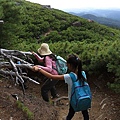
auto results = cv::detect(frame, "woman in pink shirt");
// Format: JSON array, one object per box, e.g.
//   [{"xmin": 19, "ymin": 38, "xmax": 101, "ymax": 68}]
[{"xmin": 32, "ymin": 43, "xmax": 59, "ymax": 102}]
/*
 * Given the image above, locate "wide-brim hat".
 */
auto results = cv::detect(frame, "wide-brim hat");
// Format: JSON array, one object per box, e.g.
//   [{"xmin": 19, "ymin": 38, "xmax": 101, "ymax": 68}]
[{"xmin": 38, "ymin": 43, "xmax": 52, "ymax": 56}]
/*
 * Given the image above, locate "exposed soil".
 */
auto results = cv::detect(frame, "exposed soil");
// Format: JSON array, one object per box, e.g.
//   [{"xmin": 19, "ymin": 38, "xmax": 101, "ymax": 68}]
[{"xmin": 0, "ymin": 75, "xmax": 120, "ymax": 120}]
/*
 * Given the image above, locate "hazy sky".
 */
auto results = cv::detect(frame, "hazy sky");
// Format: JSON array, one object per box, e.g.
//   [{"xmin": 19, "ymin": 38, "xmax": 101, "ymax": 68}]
[{"xmin": 27, "ymin": 0, "xmax": 120, "ymax": 11}]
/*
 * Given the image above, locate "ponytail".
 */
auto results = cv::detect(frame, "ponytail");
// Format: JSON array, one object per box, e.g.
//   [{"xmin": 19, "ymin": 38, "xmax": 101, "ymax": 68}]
[
  {"xmin": 77, "ymin": 59, "xmax": 82, "ymax": 79},
  {"xmin": 67, "ymin": 54, "xmax": 85, "ymax": 82},
  {"xmin": 77, "ymin": 59, "xmax": 86, "ymax": 84}
]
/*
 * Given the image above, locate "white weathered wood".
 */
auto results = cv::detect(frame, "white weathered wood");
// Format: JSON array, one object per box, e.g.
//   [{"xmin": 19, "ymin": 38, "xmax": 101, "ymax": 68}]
[{"xmin": 0, "ymin": 48, "xmax": 38, "ymax": 94}]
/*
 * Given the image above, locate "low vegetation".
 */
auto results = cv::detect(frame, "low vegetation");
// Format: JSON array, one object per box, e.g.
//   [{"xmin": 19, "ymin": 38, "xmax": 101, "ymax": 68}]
[
  {"xmin": 0, "ymin": 0, "xmax": 120, "ymax": 92},
  {"xmin": 16, "ymin": 100, "xmax": 34, "ymax": 120}
]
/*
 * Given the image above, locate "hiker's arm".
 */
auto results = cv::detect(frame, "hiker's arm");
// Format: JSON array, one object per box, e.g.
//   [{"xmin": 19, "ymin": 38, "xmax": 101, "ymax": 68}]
[
  {"xmin": 32, "ymin": 66, "xmax": 64, "ymax": 80},
  {"xmin": 32, "ymin": 52, "xmax": 44, "ymax": 62}
]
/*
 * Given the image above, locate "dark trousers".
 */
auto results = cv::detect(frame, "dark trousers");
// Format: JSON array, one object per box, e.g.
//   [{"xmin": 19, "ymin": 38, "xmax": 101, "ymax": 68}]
[
  {"xmin": 41, "ymin": 78, "xmax": 59, "ymax": 102},
  {"xmin": 66, "ymin": 104, "xmax": 89, "ymax": 120}
]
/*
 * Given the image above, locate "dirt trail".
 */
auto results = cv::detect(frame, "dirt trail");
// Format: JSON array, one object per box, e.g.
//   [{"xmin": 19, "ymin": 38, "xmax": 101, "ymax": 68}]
[
  {"xmin": 0, "ymin": 78, "xmax": 120, "ymax": 120},
  {"xmin": 55, "ymin": 81, "xmax": 120, "ymax": 120}
]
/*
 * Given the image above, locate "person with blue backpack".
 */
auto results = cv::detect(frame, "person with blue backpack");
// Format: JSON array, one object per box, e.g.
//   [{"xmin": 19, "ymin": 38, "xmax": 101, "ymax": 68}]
[{"xmin": 32, "ymin": 54, "xmax": 91, "ymax": 120}]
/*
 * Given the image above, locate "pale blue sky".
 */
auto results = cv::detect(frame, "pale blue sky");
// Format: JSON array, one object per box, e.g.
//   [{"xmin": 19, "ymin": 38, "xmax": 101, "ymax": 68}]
[{"xmin": 27, "ymin": 0, "xmax": 120, "ymax": 11}]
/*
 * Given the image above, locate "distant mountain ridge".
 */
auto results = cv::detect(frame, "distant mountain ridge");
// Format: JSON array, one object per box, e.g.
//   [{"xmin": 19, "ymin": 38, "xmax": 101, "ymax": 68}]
[
  {"xmin": 69, "ymin": 9, "xmax": 120, "ymax": 28},
  {"xmin": 69, "ymin": 9, "xmax": 120, "ymax": 20},
  {"xmin": 81, "ymin": 14, "xmax": 120, "ymax": 28}
]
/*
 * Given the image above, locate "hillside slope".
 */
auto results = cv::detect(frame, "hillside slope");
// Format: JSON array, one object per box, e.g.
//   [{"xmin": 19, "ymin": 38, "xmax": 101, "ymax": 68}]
[
  {"xmin": 0, "ymin": 0, "xmax": 120, "ymax": 49},
  {"xmin": 0, "ymin": 77, "xmax": 120, "ymax": 120},
  {"xmin": 0, "ymin": 0, "xmax": 120, "ymax": 95}
]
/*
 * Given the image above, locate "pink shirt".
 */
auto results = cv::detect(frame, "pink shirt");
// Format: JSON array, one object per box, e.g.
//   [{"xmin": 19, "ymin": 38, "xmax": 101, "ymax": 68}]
[{"xmin": 33, "ymin": 52, "xmax": 58, "ymax": 75}]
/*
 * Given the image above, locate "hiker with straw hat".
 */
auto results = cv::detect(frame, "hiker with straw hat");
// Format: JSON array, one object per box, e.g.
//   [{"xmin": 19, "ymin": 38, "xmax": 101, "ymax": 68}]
[{"xmin": 32, "ymin": 43, "xmax": 59, "ymax": 102}]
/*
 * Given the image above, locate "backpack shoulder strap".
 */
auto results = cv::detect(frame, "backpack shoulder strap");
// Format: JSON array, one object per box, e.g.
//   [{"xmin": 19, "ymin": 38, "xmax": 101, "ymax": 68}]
[
  {"xmin": 82, "ymin": 71, "xmax": 87, "ymax": 80},
  {"xmin": 70, "ymin": 72, "xmax": 87, "ymax": 84},
  {"xmin": 69, "ymin": 72, "xmax": 77, "ymax": 82}
]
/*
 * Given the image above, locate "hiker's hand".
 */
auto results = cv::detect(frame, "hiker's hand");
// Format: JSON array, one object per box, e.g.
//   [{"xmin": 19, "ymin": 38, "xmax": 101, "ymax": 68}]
[
  {"xmin": 32, "ymin": 66, "xmax": 39, "ymax": 72},
  {"xmin": 31, "ymin": 51, "xmax": 35, "ymax": 55}
]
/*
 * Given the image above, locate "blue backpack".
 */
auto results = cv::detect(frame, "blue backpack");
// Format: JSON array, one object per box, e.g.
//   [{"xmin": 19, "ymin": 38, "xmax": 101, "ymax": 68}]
[
  {"xmin": 70, "ymin": 72, "xmax": 92, "ymax": 112},
  {"xmin": 55, "ymin": 55, "xmax": 68, "ymax": 75}
]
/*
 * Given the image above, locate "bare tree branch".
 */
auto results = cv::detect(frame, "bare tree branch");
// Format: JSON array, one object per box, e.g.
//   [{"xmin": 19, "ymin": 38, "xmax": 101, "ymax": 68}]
[{"xmin": 0, "ymin": 48, "xmax": 39, "ymax": 94}]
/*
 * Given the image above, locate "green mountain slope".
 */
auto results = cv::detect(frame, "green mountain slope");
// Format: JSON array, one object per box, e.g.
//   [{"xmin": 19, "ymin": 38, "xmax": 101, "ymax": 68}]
[{"xmin": 0, "ymin": 0, "xmax": 120, "ymax": 92}]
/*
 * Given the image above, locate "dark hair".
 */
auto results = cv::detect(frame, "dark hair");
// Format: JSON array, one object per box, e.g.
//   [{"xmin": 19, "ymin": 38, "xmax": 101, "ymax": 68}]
[{"xmin": 67, "ymin": 54, "xmax": 85, "ymax": 81}]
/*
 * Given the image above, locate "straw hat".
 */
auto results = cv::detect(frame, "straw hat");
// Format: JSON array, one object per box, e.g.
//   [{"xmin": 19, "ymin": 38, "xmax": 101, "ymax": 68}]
[{"xmin": 37, "ymin": 43, "xmax": 52, "ymax": 56}]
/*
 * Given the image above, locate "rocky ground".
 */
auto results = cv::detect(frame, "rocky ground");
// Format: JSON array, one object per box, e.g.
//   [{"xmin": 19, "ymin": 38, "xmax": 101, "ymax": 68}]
[{"xmin": 0, "ymin": 75, "xmax": 120, "ymax": 120}]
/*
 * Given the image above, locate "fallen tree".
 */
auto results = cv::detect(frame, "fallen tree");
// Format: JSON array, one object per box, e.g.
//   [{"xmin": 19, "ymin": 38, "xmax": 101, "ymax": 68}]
[{"xmin": 0, "ymin": 48, "xmax": 40, "ymax": 94}]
